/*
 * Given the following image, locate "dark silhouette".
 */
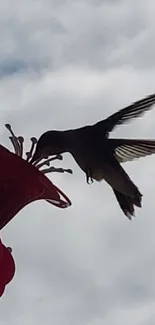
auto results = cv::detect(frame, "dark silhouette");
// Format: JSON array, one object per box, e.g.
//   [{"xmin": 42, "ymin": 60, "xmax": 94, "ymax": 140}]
[{"xmin": 31, "ymin": 94, "xmax": 155, "ymax": 219}]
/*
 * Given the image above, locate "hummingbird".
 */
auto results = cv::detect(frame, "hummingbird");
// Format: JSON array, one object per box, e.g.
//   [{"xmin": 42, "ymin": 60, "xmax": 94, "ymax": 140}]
[{"xmin": 31, "ymin": 94, "xmax": 155, "ymax": 219}]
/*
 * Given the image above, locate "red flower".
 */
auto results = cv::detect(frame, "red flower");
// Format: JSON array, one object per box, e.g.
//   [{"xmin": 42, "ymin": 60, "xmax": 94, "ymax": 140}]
[
  {"xmin": 0, "ymin": 239, "xmax": 15, "ymax": 297},
  {"xmin": 0, "ymin": 125, "xmax": 72, "ymax": 230},
  {"xmin": 0, "ymin": 124, "xmax": 72, "ymax": 296}
]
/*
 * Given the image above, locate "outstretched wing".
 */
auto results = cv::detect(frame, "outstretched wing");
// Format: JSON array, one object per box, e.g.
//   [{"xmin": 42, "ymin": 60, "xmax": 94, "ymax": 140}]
[
  {"xmin": 94, "ymin": 94, "xmax": 155, "ymax": 135},
  {"xmin": 109, "ymin": 138, "xmax": 155, "ymax": 163}
]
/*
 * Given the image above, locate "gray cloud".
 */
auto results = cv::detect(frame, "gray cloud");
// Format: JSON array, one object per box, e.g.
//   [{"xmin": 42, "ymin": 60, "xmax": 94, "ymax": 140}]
[
  {"xmin": 0, "ymin": 0, "xmax": 153, "ymax": 73},
  {"xmin": 0, "ymin": 0, "xmax": 155, "ymax": 325}
]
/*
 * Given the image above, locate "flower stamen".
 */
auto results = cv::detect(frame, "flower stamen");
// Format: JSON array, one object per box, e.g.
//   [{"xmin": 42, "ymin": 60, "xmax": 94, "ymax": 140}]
[{"xmin": 5, "ymin": 124, "xmax": 73, "ymax": 176}]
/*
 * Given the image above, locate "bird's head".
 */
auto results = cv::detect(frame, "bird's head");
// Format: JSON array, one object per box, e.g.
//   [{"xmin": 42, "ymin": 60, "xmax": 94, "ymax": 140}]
[{"xmin": 31, "ymin": 130, "xmax": 65, "ymax": 164}]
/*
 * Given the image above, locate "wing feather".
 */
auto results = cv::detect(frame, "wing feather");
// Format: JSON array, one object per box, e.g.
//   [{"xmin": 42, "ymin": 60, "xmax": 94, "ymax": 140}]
[
  {"xmin": 94, "ymin": 94, "xmax": 155, "ymax": 135},
  {"xmin": 109, "ymin": 139, "xmax": 155, "ymax": 163}
]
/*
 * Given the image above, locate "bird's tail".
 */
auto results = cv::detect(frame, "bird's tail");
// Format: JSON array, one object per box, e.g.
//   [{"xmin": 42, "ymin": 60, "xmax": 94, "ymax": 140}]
[{"xmin": 112, "ymin": 188, "xmax": 142, "ymax": 220}]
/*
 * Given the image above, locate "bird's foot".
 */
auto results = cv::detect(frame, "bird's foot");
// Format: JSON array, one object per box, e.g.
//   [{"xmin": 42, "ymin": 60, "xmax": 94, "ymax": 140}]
[{"xmin": 86, "ymin": 169, "xmax": 93, "ymax": 184}]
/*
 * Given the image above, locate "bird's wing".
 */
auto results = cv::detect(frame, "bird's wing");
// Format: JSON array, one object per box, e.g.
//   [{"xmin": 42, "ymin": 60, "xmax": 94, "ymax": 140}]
[
  {"xmin": 94, "ymin": 94, "xmax": 155, "ymax": 135},
  {"xmin": 109, "ymin": 139, "xmax": 155, "ymax": 163}
]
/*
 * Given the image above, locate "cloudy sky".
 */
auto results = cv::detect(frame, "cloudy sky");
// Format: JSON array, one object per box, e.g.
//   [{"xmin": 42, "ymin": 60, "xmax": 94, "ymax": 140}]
[{"xmin": 1, "ymin": 0, "xmax": 155, "ymax": 324}]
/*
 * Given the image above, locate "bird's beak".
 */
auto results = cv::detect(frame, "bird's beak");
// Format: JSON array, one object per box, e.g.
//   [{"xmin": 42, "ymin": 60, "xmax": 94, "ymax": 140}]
[{"xmin": 30, "ymin": 149, "xmax": 42, "ymax": 164}]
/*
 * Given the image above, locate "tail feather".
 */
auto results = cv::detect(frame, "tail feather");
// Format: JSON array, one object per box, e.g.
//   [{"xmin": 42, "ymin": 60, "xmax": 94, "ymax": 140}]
[
  {"xmin": 113, "ymin": 188, "xmax": 142, "ymax": 220},
  {"xmin": 101, "ymin": 157, "xmax": 143, "ymax": 200}
]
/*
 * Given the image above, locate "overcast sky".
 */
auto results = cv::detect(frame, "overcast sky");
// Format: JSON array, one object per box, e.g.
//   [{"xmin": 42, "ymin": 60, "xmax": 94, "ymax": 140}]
[{"xmin": 1, "ymin": 0, "xmax": 155, "ymax": 324}]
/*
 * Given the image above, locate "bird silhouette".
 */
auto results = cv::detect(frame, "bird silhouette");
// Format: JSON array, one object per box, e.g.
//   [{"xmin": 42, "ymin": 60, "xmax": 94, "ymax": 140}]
[{"xmin": 31, "ymin": 93, "xmax": 155, "ymax": 219}]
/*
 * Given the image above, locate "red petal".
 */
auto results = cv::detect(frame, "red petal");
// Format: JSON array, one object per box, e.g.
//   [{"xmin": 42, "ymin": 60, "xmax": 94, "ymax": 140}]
[
  {"xmin": 0, "ymin": 285, "xmax": 5, "ymax": 297},
  {"xmin": 0, "ymin": 145, "xmax": 71, "ymax": 230},
  {"xmin": 0, "ymin": 239, "xmax": 15, "ymax": 297}
]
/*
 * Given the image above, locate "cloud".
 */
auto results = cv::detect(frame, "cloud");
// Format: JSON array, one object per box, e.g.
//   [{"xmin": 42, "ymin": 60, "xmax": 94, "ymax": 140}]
[{"xmin": 1, "ymin": 0, "xmax": 155, "ymax": 325}]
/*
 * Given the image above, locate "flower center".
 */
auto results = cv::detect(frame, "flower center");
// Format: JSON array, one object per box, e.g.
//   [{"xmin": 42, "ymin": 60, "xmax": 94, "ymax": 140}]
[{"xmin": 5, "ymin": 124, "xmax": 73, "ymax": 176}]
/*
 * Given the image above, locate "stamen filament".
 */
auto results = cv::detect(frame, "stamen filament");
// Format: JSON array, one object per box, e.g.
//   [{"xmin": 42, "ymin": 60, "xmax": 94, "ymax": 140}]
[
  {"xmin": 18, "ymin": 137, "xmax": 24, "ymax": 158},
  {"xmin": 5, "ymin": 124, "xmax": 20, "ymax": 155},
  {"xmin": 36, "ymin": 155, "xmax": 63, "ymax": 169},
  {"xmin": 26, "ymin": 137, "xmax": 37, "ymax": 162},
  {"xmin": 41, "ymin": 166, "xmax": 73, "ymax": 175},
  {"xmin": 5, "ymin": 124, "xmax": 73, "ymax": 176}
]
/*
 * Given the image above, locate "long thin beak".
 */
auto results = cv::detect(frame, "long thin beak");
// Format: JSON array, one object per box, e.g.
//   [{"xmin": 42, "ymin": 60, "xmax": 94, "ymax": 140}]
[{"xmin": 29, "ymin": 150, "xmax": 42, "ymax": 165}]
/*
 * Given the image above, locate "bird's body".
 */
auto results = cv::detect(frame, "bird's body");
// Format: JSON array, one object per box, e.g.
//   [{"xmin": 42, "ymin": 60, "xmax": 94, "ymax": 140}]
[{"xmin": 31, "ymin": 93, "xmax": 155, "ymax": 219}]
